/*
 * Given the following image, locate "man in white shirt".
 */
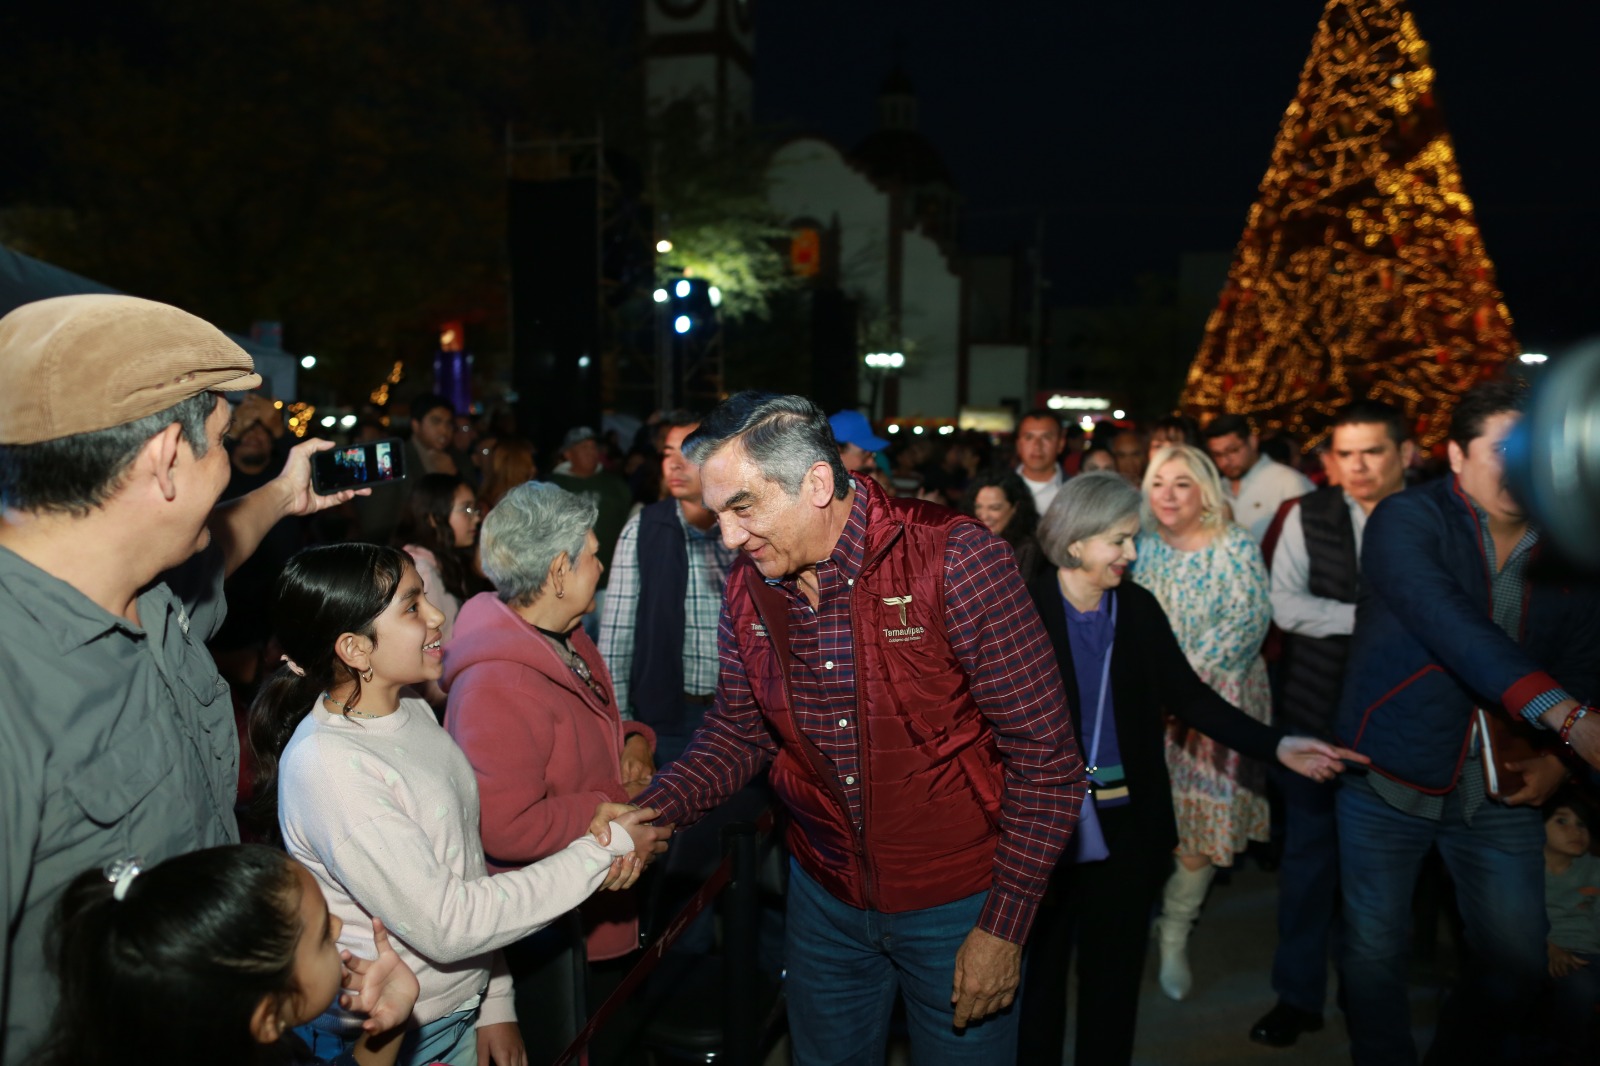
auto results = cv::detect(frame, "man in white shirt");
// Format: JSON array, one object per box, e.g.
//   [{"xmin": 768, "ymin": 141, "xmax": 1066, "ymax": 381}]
[
  {"xmin": 1249, "ymin": 401, "xmax": 1413, "ymax": 1049},
  {"xmin": 1203, "ymin": 414, "xmax": 1314, "ymax": 541},
  {"xmin": 1014, "ymin": 409, "xmax": 1067, "ymax": 515}
]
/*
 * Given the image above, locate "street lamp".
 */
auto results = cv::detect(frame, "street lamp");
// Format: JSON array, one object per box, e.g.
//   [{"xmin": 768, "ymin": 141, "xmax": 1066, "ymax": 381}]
[{"xmin": 862, "ymin": 352, "xmax": 906, "ymax": 421}]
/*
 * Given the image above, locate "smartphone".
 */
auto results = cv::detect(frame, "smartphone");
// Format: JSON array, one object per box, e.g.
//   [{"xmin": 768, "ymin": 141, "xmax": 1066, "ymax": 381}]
[{"xmin": 311, "ymin": 439, "xmax": 407, "ymax": 495}]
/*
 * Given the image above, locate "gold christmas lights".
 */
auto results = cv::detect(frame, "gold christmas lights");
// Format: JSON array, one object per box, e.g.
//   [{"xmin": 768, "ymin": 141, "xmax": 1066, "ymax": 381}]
[{"xmin": 1181, "ymin": 0, "xmax": 1516, "ymax": 450}]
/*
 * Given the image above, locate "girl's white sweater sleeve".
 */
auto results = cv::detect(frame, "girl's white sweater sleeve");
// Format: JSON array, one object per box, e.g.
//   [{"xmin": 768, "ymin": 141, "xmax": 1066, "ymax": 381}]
[
  {"xmin": 281, "ymin": 703, "xmax": 634, "ymax": 965},
  {"xmin": 318, "ymin": 808, "xmax": 633, "ymax": 963}
]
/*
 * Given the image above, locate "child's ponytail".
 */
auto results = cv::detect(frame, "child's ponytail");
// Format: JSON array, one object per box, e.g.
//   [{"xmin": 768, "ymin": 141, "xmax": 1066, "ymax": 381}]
[
  {"xmin": 41, "ymin": 845, "xmax": 302, "ymax": 1066},
  {"xmin": 245, "ymin": 543, "xmax": 409, "ymax": 842}
]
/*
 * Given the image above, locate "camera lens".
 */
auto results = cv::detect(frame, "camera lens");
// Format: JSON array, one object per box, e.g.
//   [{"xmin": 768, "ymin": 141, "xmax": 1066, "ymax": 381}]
[{"xmin": 1504, "ymin": 340, "xmax": 1600, "ymax": 567}]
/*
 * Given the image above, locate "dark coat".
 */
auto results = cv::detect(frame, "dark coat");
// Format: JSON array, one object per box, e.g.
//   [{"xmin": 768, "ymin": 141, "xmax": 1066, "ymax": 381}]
[
  {"xmin": 1335, "ymin": 475, "xmax": 1600, "ymax": 792},
  {"xmin": 1027, "ymin": 573, "xmax": 1283, "ymax": 858}
]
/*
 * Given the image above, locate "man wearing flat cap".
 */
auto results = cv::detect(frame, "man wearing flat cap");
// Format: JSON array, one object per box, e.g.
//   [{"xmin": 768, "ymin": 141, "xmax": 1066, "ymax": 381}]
[{"xmin": 0, "ymin": 295, "xmax": 363, "ymax": 1063}]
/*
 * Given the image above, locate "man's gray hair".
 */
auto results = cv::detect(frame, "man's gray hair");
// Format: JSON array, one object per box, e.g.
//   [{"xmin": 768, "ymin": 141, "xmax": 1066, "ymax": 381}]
[
  {"xmin": 0, "ymin": 390, "xmax": 216, "ymax": 516},
  {"xmin": 479, "ymin": 481, "xmax": 598, "ymax": 607},
  {"xmin": 682, "ymin": 391, "xmax": 850, "ymax": 500},
  {"xmin": 1038, "ymin": 472, "xmax": 1142, "ymax": 569}
]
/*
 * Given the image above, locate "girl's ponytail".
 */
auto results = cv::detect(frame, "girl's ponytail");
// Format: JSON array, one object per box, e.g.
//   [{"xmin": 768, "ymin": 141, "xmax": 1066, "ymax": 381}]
[
  {"xmin": 41, "ymin": 845, "xmax": 301, "ymax": 1066},
  {"xmin": 244, "ymin": 543, "xmax": 409, "ymax": 843},
  {"xmin": 245, "ymin": 664, "xmax": 331, "ymax": 841}
]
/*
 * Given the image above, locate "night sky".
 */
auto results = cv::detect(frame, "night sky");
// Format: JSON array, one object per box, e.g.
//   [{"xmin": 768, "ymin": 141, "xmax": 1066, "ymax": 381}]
[
  {"xmin": 755, "ymin": 0, "xmax": 1600, "ymax": 351},
  {"xmin": 4, "ymin": 1, "xmax": 1595, "ymax": 357}
]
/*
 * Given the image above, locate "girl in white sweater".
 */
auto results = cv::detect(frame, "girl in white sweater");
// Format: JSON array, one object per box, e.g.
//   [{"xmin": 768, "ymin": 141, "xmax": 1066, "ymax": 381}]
[{"xmin": 249, "ymin": 544, "xmax": 657, "ymax": 1066}]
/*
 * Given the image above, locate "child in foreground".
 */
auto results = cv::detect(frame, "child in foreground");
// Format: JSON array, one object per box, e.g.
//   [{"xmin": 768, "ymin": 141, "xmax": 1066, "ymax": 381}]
[
  {"xmin": 249, "ymin": 544, "xmax": 657, "ymax": 1066},
  {"xmin": 42, "ymin": 844, "xmax": 419, "ymax": 1066}
]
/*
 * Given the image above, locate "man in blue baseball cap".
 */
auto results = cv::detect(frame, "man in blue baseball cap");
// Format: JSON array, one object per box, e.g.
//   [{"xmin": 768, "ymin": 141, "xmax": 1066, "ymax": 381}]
[{"xmin": 828, "ymin": 409, "xmax": 890, "ymax": 480}]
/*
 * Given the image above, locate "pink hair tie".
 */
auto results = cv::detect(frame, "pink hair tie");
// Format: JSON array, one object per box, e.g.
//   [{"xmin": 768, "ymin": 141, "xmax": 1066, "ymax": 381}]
[{"xmin": 280, "ymin": 655, "xmax": 306, "ymax": 678}]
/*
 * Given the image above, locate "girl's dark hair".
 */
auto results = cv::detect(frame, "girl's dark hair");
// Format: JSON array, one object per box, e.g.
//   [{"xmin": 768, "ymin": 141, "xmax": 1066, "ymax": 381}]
[
  {"xmin": 961, "ymin": 469, "xmax": 1039, "ymax": 547},
  {"xmin": 41, "ymin": 845, "xmax": 302, "ymax": 1066},
  {"xmin": 394, "ymin": 473, "xmax": 473, "ymax": 603},
  {"xmin": 246, "ymin": 543, "xmax": 409, "ymax": 840}
]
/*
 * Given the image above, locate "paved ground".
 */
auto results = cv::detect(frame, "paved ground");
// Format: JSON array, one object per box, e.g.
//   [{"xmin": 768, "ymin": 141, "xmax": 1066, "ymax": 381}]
[{"xmin": 1120, "ymin": 861, "xmax": 1440, "ymax": 1066}]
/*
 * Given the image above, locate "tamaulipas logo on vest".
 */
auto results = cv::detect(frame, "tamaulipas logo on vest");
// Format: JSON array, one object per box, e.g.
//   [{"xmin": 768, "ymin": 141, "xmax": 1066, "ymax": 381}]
[{"xmin": 881, "ymin": 595, "xmax": 925, "ymax": 643}]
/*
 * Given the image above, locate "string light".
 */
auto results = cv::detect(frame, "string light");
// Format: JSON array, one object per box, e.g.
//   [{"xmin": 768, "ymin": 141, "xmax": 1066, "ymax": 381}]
[
  {"xmin": 285, "ymin": 402, "xmax": 316, "ymax": 438},
  {"xmin": 1181, "ymin": 0, "xmax": 1516, "ymax": 451}
]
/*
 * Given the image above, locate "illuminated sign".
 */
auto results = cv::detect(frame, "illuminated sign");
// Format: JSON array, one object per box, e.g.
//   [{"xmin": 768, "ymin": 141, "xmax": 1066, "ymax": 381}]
[{"xmin": 1045, "ymin": 395, "xmax": 1111, "ymax": 411}]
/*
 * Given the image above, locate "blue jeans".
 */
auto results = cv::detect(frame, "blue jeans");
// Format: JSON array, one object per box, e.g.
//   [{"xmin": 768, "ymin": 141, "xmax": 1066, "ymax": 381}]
[
  {"xmin": 296, "ymin": 1007, "xmax": 477, "ymax": 1066},
  {"xmin": 1272, "ymin": 767, "xmax": 1341, "ymax": 1013},
  {"xmin": 1336, "ymin": 776, "xmax": 1546, "ymax": 1065},
  {"xmin": 784, "ymin": 859, "xmax": 1016, "ymax": 1066}
]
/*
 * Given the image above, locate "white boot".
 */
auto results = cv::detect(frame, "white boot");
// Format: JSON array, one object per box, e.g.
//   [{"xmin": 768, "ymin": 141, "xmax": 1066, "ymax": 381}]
[{"xmin": 1155, "ymin": 860, "xmax": 1216, "ymax": 1001}]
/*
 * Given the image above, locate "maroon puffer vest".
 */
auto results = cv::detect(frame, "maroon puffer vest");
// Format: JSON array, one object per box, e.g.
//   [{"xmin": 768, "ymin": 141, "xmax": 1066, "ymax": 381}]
[{"xmin": 728, "ymin": 484, "xmax": 1003, "ymax": 912}]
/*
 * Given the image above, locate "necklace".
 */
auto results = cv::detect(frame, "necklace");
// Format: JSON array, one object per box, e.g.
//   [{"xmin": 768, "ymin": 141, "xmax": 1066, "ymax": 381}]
[
  {"xmin": 324, "ymin": 694, "xmax": 386, "ymax": 719},
  {"xmin": 534, "ymin": 627, "xmax": 610, "ymax": 704}
]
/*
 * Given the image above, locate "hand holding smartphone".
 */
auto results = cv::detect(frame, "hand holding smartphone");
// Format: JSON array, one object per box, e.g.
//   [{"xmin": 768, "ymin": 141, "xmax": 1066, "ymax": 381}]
[{"xmin": 311, "ymin": 439, "xmax": 407, "ymax": 495}]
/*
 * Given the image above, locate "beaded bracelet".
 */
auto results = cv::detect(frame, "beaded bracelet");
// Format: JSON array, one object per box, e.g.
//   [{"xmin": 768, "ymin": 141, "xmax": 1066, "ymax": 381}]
[{"xmin": 1559, "ymin": 705, "xmax": 1590, "ymax": 747}]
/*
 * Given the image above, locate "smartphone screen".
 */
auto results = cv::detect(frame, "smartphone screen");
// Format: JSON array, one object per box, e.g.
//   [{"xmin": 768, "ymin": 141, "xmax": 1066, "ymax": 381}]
[{"xmin": 311, "ymin": 439, "xmax": 407, "ymax": 495}]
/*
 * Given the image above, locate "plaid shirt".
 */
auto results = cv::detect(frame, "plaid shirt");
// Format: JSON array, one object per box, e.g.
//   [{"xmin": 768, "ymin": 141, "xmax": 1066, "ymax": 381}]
[
  {"xmin": 638, "ymin": 485, "xmax": 1084, "ymax": 943},
  {"xmin": 597, "ymin": 503, "xmax": 738, "ymax": 717}
]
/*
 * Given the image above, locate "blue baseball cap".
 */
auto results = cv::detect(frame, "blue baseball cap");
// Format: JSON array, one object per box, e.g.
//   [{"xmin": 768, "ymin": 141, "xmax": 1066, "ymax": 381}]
[{"xmin": 829, "ymin": 409, "xmax": 890, "ymax": 452}]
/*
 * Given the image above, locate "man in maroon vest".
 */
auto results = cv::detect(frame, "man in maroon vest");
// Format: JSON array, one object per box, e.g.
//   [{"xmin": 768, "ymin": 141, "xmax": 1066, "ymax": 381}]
[{"xmin": 604, "ymin": 391, "xmax": 1084, "ymax": 1063}]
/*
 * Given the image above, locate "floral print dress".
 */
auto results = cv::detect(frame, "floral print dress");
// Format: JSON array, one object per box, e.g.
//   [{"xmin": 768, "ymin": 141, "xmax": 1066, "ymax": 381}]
[{"xmin": 1134, "ymin": 523, "xmax": 1272, "ymax": 866}]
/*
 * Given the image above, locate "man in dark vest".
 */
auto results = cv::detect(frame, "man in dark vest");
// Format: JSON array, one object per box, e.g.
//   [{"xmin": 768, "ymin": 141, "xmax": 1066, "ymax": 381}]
[
  {"xmin": 598, "ymin": 392, "xmax": 1084, "ymax": 1064},
  {"xmin": 598, "ymin": 412, "xmax": 737, "ymax": 766},
  {"xmin": 1249, "ymin": 401, "xmax": 1414, "ymax": 1047},
  {"xmin": 597, "ymin": 411, "xmax": 754, "ymax": 958}
]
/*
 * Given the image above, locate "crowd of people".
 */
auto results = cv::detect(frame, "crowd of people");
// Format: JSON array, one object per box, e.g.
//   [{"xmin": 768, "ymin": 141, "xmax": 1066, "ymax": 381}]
[{"xmin": 3, "ymin": 292, "xmax": 1600, "ymax": 1066}]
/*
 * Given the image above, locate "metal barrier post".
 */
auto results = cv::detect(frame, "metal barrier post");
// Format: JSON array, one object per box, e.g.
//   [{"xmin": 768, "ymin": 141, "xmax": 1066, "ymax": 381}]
[{"xmin": 721, "ymin": 821, "xmax": 760, "ymax": 1066}]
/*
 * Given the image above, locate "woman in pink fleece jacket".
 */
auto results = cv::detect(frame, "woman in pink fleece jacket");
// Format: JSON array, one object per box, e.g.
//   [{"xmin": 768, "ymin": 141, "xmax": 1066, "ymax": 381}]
[{"xmin": 443, "ymin": 484, "xmax": 658, "ymax": 1049}]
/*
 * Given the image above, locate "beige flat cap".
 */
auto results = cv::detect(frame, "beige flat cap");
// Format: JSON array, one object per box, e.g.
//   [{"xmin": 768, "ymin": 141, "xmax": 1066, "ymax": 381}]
[{"xmin": 0, "ymin": 294, "xmax": 261, "ymax": 445}]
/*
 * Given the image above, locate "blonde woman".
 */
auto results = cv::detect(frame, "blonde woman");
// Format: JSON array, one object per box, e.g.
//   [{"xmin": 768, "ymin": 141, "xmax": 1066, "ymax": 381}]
[{"xmin": 1134, "ymin": 444, "xmax": 1273, "ymax": 1001}]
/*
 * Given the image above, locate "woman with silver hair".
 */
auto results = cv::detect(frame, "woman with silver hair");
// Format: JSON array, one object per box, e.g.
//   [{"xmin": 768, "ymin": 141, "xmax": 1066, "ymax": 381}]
[
  {"xmin": 1016, "ymin": 473, "xmax": 1362, "ymax": 1066},
  {"xmin": 1135, "ymin": 442, "xmax": 1274, "ymax": 1003},
  {"xmin": 441, "ymin": 481, "xmax": 659, "ymax": 1057}
]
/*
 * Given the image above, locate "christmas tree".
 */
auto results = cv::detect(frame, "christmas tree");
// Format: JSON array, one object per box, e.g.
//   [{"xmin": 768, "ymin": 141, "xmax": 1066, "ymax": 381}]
[{"xmin": 1181, "ymin": 0, "xmax": 1517, "ymax": 450}]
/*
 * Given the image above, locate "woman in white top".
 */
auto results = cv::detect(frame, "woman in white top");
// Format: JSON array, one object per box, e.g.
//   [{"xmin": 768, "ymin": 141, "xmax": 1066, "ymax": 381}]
[{"xmin": 248, "ymin": 543, "xmax": 664, "ymax": 1066}]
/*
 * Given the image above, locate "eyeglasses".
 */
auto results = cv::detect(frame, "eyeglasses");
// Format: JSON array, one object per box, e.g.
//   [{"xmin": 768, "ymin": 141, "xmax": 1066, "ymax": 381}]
[{"xmin": 455, "ymin": 504, "xmax": 481, "ymax": 517}]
